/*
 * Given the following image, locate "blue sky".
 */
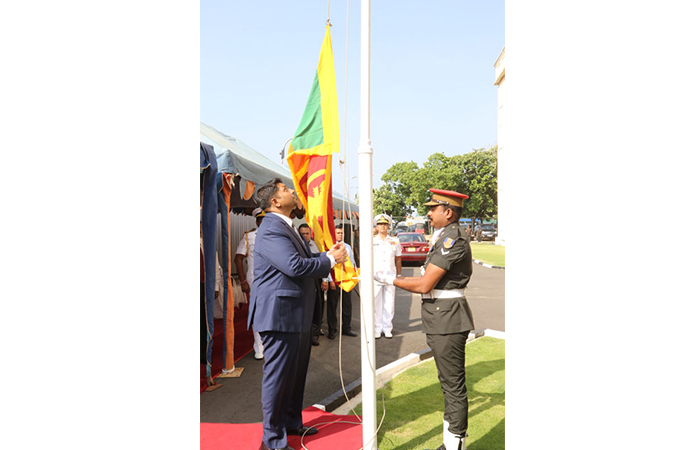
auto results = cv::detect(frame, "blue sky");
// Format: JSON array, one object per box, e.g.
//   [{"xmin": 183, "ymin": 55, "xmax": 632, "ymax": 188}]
[{"xmin": 201, "ymin": 1, "xmax": 504, "ymax": 201}]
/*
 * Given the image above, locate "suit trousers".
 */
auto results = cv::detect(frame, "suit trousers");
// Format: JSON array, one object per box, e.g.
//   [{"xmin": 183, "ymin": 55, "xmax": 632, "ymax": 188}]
[
  {"xmin": 311, "ymin": 279, "xmax": 325, "ymax": 337},
  {"xmin": 287, "ymin": 330, "xmax": 312, "ymax": 429},
  {"xmin": 426, "ymin": 332, "xmax": 469, "ymax": 435},
  {"xmin": 200, "ymin": 282, "xmax": 206, "ymax": 363},
  {"xmin": 259, "ymin": 330, "xmax": 311, "ymax": 449},
  {"xmin": 326, "ymin": 286, "xmax": 353, "ymax": 335}
]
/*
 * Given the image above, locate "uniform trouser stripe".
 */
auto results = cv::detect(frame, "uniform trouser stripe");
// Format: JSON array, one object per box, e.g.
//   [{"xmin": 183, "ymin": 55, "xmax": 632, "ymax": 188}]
[{"xmin": 426, "ymin": 332, "xmax": 469, "ymax": 434}]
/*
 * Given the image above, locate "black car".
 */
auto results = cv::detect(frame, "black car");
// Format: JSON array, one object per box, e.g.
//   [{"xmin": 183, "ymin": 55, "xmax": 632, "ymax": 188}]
[
  {"xmin": 479, "ymin": 223, "xmax": 497, "ymax": 241},
  {"xmin": 392, "ymin": 225, "xmax": 409, "ymax": 236}
]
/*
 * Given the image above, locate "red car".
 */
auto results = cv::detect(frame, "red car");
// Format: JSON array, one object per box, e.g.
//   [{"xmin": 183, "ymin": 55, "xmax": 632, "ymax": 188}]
[{"xmin": 396, "ymin": 232, "xmax": 430, "ymax": 264}]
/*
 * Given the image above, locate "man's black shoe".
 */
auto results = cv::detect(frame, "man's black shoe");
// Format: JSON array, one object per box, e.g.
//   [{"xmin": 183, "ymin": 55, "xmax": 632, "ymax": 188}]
[
  {"xmin": 342, "ymin": 330, "xmax": 358, "ymax": 337},
  {"xmin": 287, "ymin": 426, "xmax": 318, "ymax": 436},
  {"xmin": 327, "ymin": 332, "xmax": 336, "ymax": 339},
  {"xmin": 319, "ymin": 329, "xmax": 325, "ymax": 336},
  {"xmin": 311, "ymin": 338, "xmax": 319, "ymax": 346}
]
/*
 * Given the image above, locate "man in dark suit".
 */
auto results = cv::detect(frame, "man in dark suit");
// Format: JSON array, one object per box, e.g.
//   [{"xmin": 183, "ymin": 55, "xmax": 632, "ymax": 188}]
[
  {"xmin": 249, "ymin": 178, "xmax": 348, "ymax": 450},
  {"xmin": 375, "ymin": 188, "xmax": 474, "ymax": 450}
]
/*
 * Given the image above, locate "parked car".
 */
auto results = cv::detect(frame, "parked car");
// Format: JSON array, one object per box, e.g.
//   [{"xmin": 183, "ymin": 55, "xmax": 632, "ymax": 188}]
[
  {"xmin": 479, "ymin": 223, "xmax": 497, "ymax": 241},
  {"xmin": 392, "ymin": 224, "xmax": 409, "ymax": 236},
  {"xmin": 396, "ymin": 232, "xmax": 429, "ymax": 264},
  {"xmin": 407, "ymin": 223, "xmax": 427, "ymax": 234}
]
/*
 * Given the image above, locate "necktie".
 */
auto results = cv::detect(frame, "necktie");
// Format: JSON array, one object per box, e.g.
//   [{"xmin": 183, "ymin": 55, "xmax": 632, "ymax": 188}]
[{"xmin": 291, "ymin": 225, "xmax": 308, "ymax": 254}]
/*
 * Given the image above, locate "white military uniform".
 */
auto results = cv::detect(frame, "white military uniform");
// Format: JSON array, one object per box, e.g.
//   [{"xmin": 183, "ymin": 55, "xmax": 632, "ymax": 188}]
[
  {"xmin": 373, "ymin": 233, "xmax": 401, "ymax": 336},
  {"xmin": 236, "ymin": 228, "xmax": 264, "ymax": 358}
]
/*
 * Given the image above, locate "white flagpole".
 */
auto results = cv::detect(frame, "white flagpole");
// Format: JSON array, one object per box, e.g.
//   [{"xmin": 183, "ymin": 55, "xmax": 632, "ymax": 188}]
[{"xmin": 358, "ymin": 0, "xmax": 377, "ymax": 449}]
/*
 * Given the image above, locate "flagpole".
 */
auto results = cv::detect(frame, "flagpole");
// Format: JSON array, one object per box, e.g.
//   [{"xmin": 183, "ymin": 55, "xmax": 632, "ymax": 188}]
[{"xmin": 358, "ymin": 1, "xmax": 377, "ymax": 449}]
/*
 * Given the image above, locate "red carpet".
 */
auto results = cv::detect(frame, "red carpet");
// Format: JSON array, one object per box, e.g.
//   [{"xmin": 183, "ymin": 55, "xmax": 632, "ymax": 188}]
[
  {"xmin": 200, "ymin": 303, "xmax": 254, "ymax": 393},
  {"xmin": 200, "ymin": 406, "xmax": 363, "ymax": 450}
]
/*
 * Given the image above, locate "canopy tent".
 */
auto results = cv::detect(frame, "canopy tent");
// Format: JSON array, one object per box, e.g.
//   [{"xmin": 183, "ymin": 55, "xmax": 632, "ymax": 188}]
[
  {"xmin": 200, "ymin": 122, "xmax": 359, "ymax": 218},
  {"xmin": 200, "ymin": 142, "xmax": 220, "ymax": 390},
  {"xmin": 200, "ymin": 123, "xmax": 359, "ymax": 391}
]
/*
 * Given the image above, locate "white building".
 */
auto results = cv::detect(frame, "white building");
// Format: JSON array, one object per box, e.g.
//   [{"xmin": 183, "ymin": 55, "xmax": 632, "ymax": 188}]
[{"xmin": 494, "ymin": 47, "xmax": 506, "ymax": 245}]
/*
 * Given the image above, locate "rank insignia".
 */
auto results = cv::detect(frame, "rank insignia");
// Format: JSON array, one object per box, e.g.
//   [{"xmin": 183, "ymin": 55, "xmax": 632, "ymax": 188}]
[{"xmin": 443, "ymin": 237, "xmax": 455, "ymax": 249}]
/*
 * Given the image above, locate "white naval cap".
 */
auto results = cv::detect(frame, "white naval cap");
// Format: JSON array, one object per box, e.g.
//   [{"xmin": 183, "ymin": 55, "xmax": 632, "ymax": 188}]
[{"xmin": 373, "ymin": 214, "xmax": 392, "ymax": 227}]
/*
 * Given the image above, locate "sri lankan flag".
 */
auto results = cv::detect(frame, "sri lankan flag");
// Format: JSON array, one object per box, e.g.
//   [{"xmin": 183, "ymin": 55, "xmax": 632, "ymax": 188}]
[{"xmin": 287, "ymin": 24, "xmax": 358, "ymax": 292}]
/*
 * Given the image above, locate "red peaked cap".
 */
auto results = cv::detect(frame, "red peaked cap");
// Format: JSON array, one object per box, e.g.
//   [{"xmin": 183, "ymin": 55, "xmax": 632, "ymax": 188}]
[{"xmin": 424, "ymin": 189, "xmax": 469, "ymax": 207}]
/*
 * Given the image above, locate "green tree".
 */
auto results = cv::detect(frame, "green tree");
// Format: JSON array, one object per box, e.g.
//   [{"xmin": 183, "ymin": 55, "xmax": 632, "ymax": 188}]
[
  {"xmin": 453, "ymin": 147, "xmax": 498, "ymax": 221},
  {"xmin": 373, "ymin": 161, "xmax": 420, "ymax": 217},
  {"xmin": 373, "ymin": 184, "xmax": 409, "ymax": 217},
  {"xmin": 373, "ymin": 146, "xmax": 498, "ymax": 221}
]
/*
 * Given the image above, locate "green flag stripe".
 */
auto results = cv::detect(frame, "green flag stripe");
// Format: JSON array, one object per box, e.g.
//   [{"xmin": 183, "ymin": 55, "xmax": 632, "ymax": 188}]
[{"xmin": 291, "ymin": 72, "xmax": 324, "ymax": 151}]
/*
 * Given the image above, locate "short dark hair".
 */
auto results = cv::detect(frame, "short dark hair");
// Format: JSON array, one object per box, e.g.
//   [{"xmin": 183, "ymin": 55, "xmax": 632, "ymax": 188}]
[
  {"xmin": 335, "ymin": 224, "xmax": 344, "ymax": 230},
  {"xmin": 445, "ymin": 205, "xmax": 462, "ymax": 223},
  {"xmin": 298, "ymin": 223, "xmax": 311, "ymax": 231},
  {"xmin": 255, "ymin": 177, "xmax": 283, "ymax": 210}
]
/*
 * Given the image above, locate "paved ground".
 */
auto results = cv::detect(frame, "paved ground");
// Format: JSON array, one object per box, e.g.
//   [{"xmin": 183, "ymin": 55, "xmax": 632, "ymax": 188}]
[{"xmin": 200, "ymin": 263, "xmax": 504, "ymax": 424}]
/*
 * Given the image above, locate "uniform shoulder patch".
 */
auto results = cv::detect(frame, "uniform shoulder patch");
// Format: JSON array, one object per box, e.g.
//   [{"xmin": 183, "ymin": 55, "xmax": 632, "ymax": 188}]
[{"xmin": 443, "ymin": 237, "xmax": 455, "ymax": 249}]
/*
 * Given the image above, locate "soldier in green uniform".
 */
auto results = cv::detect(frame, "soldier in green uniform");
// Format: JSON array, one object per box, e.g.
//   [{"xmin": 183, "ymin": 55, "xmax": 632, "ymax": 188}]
[{"xmin": 374, "ymin": 188, "xmax": 474, "ymax": 450}]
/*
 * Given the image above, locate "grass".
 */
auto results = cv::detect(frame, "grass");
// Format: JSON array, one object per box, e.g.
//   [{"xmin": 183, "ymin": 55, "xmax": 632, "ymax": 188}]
[
  {"xmin": 354, "ymin": 337, "xmax": 505, "ymax": 450},
  {"xmin": 470, "ymin": 243, "xmax": 505, "ymax": 267}
]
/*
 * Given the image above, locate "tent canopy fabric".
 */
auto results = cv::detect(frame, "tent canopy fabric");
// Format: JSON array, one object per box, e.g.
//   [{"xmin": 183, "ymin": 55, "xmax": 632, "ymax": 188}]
[
  {"xmin": 200, "ymin": 142, "xmax": 219, "ymax": 379},
  {"xmin": 200, "ymin": 122, "xmax": 358, "ymax": 214}
]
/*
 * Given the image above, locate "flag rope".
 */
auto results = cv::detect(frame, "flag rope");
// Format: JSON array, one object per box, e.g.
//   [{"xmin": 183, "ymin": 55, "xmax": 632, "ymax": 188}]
[{"xmin": 298, "ymin": 7, "xmax": 387, "ymax": 450}]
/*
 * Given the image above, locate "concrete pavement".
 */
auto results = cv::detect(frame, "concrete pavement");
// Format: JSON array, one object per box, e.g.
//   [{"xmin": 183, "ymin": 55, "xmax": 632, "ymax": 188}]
[{"xmin": 200, "ymin": 263, "xmax": 504, "ymax": 424}]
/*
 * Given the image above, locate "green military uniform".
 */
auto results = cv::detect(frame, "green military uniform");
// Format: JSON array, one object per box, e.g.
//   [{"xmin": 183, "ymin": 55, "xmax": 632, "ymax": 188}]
[
  {"xmin": 422, "ymin": 221, "xmax": 474, "ymax": 441},
  {"xmin": 421, "ymin": 221, "xmax": 474, "ymax": 333},
  {"xmin": 421, "ymin": 189, "xmax": 474, "ymax": 450}
]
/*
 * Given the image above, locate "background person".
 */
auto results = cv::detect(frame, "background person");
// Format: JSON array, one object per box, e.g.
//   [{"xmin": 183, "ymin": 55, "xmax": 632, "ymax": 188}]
[
  {"xmin": 374, "ymin": 188, "xmax": 474, "ymax": 450},
  {"xmin": 353, "ymin": 226, "xmax": 360, "ymax": 268},
  {"xmin": 248, "ymin": 178, "xmax": 348, "ymax": 450},
  {"xmin": 372, "ymin": 214, "xmax": 401, "ymax": 339},
  {"xmin": 325, "ymin": 224, "xmax": 358, "ymax": 339},
  {"xmin": 298, "ymin": 223, "xmax": 325, "ymax": 346},
  {"xmin": 234, "ymin": 207, "xmax": 266, "ymax": 360}
]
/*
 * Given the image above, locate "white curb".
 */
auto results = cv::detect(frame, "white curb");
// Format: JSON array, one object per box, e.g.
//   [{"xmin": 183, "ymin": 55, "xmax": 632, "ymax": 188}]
[{"xmin": 472, "ymin": 259, "xmax": 505, "ymax": 269}]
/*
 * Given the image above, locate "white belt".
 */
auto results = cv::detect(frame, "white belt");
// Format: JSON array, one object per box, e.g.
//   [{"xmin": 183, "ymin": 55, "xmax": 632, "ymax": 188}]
[{"xmin": 422, "ymin": 289, "xmax": 464, "ymax": 299}]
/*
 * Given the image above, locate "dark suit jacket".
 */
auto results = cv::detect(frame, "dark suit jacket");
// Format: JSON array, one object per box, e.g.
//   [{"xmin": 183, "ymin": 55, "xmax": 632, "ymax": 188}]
[{"xmin": 248, "ymin": 213, "xmax": 332, "ymax": 333}]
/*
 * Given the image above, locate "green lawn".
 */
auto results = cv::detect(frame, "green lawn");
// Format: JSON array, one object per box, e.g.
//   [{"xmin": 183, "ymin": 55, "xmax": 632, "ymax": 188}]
[
  {"xmin": 470, "ymin": 243, "xmax": 505, "ymax": 267},
  {"xmin": 355, "ymin": 337, "xmax": 505, "ymax": 450}
]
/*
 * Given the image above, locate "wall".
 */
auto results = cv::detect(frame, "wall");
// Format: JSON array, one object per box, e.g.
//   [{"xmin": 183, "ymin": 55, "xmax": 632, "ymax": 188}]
[{"xmin": 494, "ymin": 47, "xmax": 506, "ymax": 246}]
